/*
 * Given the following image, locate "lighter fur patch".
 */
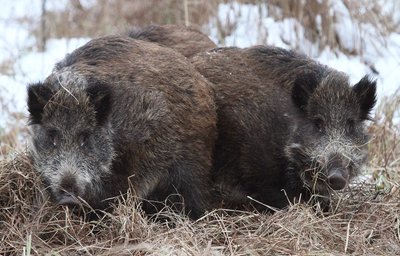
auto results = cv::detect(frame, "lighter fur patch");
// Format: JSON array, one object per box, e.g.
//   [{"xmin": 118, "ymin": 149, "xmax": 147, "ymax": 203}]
[{"xmin": 51, "ymin": 68, "xmax": 88, "ymax": 90}]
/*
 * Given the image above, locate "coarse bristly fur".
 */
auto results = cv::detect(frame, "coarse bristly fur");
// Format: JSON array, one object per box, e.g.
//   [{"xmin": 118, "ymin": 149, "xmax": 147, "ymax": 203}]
[
  {"xmin": 27, "ymin": 35, "xmax": 217, "ymax": 219},
  {"xmin": 191, "ymin": 46, "xmax": 376, "ymax": 210},
  {"xmin": 127, "ymin": 24, "xmax": 217, "ymax": 58}
]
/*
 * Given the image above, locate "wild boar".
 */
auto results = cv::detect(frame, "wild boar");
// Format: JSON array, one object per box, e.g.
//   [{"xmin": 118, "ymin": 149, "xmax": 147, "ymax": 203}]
[
  {"xmin": 191, "ymin": 46, "xmax": 376, "ymax": 210},
  {"xmin": 27, "ymin": 35, "xmax": 217, "ymax": 219}
]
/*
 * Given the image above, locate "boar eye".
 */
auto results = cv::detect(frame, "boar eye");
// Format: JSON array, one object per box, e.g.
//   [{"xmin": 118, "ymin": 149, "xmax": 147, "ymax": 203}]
[
  {"xmin": 313, "ymin": 117, "xmax": 324, "ymax": 133},
  {"xmin": 346, "ymin": 119, "xmax": 355, "ymax": 132},
  {"xmin": 79, "ymin": 131, "xmax": 91, "ymax": 147},
  {"xmin": 46, "ymin": 129, "xmax": 59, "ymax": 147}
]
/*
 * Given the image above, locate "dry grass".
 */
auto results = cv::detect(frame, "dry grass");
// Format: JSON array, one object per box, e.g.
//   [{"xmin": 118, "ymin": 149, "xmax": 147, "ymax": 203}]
[
  {"xmin": 1, "ymin": 109, "xmax": 399, "ymax": 255},
  {"xmin": 0, "ymin": 91, "xmax": 27, "ymax": 158},
  {"xmin": 366, "ymin": 97, "xmax": 400, "ymax": 208},
  {"xmin": 31, "ymin": 0, "xmax": 221, "ymax": 45}
]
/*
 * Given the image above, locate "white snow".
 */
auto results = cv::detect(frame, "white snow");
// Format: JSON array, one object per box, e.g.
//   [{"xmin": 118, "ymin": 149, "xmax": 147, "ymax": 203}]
[
  {"xmin": 331, "ymin": 0, "xmax": 361, "ymax": 54},
  {"xmin": 0, "ymin": 38, "xmax": 89, "ymax": 120},
  {"xmin": 209, "ymin": 2, "xmax": 268, "ymax": 47},
  {"xmin": 0, "ymin": 1, "xmax": 89, "ymax": 126}
]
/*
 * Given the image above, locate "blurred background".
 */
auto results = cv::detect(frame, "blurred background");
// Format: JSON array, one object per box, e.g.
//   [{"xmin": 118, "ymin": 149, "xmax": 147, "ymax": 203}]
[{"xmin": 1, "ymin": 0, "xmax": 400, "ymax": 158}]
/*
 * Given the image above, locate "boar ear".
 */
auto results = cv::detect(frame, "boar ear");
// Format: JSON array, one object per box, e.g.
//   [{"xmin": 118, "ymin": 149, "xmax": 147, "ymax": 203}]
[
  {"xmin": 292, "ymin": 72, "xmax": 318, "ymax": 111},
  {"xmin": 27, "ymin": 83, "xmax": 54, "ymax": 124},
  {"xmin": 86, "ymin": 84, "xmax": 112, "ymax": 126},
  {"xmin": 353, "ymin": 75, "xmax": 376, "ymax": 120}
]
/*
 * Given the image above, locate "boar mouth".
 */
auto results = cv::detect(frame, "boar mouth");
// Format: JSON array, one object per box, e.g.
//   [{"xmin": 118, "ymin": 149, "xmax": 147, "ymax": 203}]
[{"xmin": 57, "ymin": 193, "xmax": 80, "ymax": 207}]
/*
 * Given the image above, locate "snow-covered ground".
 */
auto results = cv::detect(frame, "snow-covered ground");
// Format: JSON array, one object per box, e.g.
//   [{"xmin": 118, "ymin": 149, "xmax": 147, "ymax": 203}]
[
  {"xmin": 1, "ymin": 1, "xmax": 400, "ymax": 128},
  {"xmin": 0, "ymin": 1, "xmax": 89, "ymax": 118},
  {"xmin": 0, "ymin": 38, "xmax": 89, "ymax": 113},
  {"xmin": 209, "ymin": 2, "xmax": 400, "ymax": 98}
]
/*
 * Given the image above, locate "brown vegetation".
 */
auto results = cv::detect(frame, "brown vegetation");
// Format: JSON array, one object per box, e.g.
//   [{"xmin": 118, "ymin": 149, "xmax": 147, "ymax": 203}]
[{"xmin": 34, "ymin": 0, "xmax": 221, "ymax": 41}]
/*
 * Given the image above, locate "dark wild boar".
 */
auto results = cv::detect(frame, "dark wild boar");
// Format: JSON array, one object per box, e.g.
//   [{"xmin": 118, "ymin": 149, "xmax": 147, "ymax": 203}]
[
  {"xmin": 27, "ymin": 36, "xmax": 217, "ymax": 219},
  {"xmin": 190, "ymin": 46, "xmax": 376, "ymax": 210},
  {"xmin": 128, "ymin": 24, "xmax": 216, "ymax": 58}
]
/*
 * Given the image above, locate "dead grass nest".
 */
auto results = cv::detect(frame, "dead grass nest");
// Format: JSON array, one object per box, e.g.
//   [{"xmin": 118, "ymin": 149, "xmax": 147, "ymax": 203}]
[{"xmin": 0, "ymin": 153, "xmax": 398, "ymax": 255}]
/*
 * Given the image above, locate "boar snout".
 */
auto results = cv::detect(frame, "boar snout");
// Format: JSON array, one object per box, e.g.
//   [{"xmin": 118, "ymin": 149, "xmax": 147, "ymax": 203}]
[
  {"xmin": 327, "ymin": 168, "xmax": 348, "ymax": 190},
  {"xmin": 326, "ymin": 153, "xmax": 350, "ymax": 190},
  {"xmin": 57, "ymin": 174, "xmax": 81, "ymax": 206}
]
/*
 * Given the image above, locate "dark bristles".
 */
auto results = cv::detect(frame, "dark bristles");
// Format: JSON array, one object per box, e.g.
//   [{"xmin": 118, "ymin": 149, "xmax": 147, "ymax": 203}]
[
  {"xmin": 27, "ymin": 83, "xmax": 54, "ymax": 125},
  {"xmin": 86, "ymin": 83, "xmax": 112, "ymax": 126},
  {"xmin": 292, "ymin": 72, "xmax": 319, "ymax": 111},
  {"xmin": 353, "ymin": 75, "xmax": 377, "ymax": 120}
]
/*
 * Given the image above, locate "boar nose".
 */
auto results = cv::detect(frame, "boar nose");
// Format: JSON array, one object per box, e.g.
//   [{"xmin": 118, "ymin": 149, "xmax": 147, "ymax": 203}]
[
  {"xmin": 326, "ymin": 153, "xmax": 350, "ymax": 190},
  {"xmin": 327, "ymin": 168, "xmax": 348, "ymax": 190},
  {"xmin": 58, "ymin": 174, "xmax": 80, "ymax": 206}
]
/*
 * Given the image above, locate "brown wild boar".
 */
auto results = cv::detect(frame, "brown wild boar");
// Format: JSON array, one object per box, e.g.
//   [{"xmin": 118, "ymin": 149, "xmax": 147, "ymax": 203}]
[{"xmin": 27, "ymin": 36, "xmax": 217, "ymax": 219}]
